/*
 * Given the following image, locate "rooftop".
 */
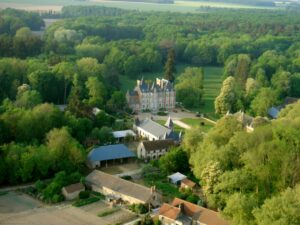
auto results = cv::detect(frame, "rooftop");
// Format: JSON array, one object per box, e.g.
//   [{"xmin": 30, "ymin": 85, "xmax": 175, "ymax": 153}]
[
  {"xmin": 181, "ymin": 178, "xmax": 196, "ymax": 188},
  {"xmin": 142, "ymin": 139, "xmax": 175, "ymax": 152},
  {"xmin": 172, "ymin": 198, "xmax": 230, "ymax": 225},
  {"xmin": 168, "ymin": 172, "xmax": 187, "ymax": 183},
  {"xmin": 63, "ymin": 183, "xmax": 84, "ymax": 194},
  {"xmin": 137, "ymin": 118, "xmax": 172, "ymax": 139},
  {"xmin": 88, "ymin": 144, "xmax": 135, "ymax": 162},
  {"xmin": 112, "ymin": 130, "xmax": 136, "ymax": 139},
  {"xmin": 85, "ymin": 170, "xmax": 156, "ymax": 203}
]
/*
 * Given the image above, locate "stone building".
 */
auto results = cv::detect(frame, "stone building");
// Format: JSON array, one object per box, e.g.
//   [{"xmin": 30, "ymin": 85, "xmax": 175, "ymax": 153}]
[
  {"xmin": 127, "ymin": 78, "xmax": 176, "ymax": 112},
  {"xmin": 137, "ymin": 139, "xmax": 176, "ymax": 161},
  {"xmin": 85, "ymin": 170, "xmax": 161, "ymax": 206}
]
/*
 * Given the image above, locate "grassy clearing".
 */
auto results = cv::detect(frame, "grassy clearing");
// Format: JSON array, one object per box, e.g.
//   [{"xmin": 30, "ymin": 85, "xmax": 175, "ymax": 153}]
[
  {"xmin": 180, "ymin": 118, "xmax": 215, "ymax": 132},
  {"xmin": 155, "ymin": 119, "xmax": 183, "ymax": 133},
  {"xmin": 98, "ymin": 207, "xmax": 121, "ymax": 217}
]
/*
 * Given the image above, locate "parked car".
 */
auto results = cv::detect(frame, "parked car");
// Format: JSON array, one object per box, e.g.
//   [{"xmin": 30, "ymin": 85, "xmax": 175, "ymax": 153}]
[{"xmin": 195, "ymin": 112, "xmax": 200, "ymax": 117}]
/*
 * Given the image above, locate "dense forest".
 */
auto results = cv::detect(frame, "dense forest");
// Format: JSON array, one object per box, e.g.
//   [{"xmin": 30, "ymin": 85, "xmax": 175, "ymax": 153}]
[{"xmin": 1, "ymin": 6, "xmax": 300, "ymax": 224}]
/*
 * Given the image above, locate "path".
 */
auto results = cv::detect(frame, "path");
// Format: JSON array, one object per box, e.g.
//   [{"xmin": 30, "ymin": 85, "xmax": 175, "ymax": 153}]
[{"xmin": 173, "ymin": 120, "xmax": 191, "ymax": 129}]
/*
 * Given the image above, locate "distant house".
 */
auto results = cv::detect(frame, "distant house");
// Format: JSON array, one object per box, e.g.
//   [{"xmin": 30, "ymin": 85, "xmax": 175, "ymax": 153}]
[
  {"xmin": 62, "ymin": 183, "xmax": 85, "ymax": 201},
  {"xmin": 159, "ymin": 198, "xmax": 230, "ymax": 225},
  {"xmin": 85, "ymin": 170, "xmax": 162, "ymax": 206},
  {"xmin": 112, "ymin": 130, "xmax": 136, "ymax": 143},
  {"xmin": 180, "ymin": 178, "xmax": 196, "ymax": 190},
  {"xmin": 134, "ymin": 117, "xmax": 181, "ymax": 141},
  {"xmin": 267, "ymin": 106, "xmax": 280, "ymax": 119},
  {"xmin": 168, "ymin": 172, "xmax": 187, "ymax": 185},
  {"xmin": 87, "ymin": 144, "xmax": 135, "ymax": 168},
  {"xmin": 137, "ymin": 139, "xmax": 176, "ymax": 161},
  {"xmin": 268, "ymin": 97, "xmax": 298, "ymax": 119}
]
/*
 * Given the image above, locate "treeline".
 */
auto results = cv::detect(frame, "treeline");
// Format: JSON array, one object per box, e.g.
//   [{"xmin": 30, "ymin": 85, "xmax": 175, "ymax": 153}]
[
  {"xmin": 201, "ymin": 0, "xmax": 275, "ymax": 6},
  {"xmin": 183, "ymin": 101, "xmax": 300, "ymax": 225}
]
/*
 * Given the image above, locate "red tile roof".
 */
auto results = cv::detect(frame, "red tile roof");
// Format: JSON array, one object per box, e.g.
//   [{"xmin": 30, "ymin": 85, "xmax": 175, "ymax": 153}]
[
  {"xmin": 159, "ymin": 203, "xmax": 181, "ymax": 220},
  {"xmin": 181, "ymin": 178, "xmax": 196, "ymax": 188},
  {"xmin": 171, "ymin": 198, "xmax": 230, "ymax": 225}
]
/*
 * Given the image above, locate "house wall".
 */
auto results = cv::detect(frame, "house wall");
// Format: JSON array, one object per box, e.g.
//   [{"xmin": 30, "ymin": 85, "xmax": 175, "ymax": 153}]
[
  {"xmin": 91, "ymin": 185, "xmax": 146, "ymax": 205},
  {"xmin": 159, "ymin": 215, "xmax": 183, "ymax": 225},
  {"xmin": 136, "ymin": 127, "xmax": 159, "ymax": 140},
  {"xmin": 62, "ymin": 189, "xmax": 84, "ymax": 201},
  {"xmin": 137, "ymin": 143, "xmax": 168, "ymax": 160}
]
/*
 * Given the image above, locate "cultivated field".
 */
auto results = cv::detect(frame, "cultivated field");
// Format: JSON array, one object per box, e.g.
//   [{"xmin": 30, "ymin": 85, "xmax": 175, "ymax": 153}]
[{"xmin": 0, "ymin": 0, "xmax": 276, "ymax": 12}]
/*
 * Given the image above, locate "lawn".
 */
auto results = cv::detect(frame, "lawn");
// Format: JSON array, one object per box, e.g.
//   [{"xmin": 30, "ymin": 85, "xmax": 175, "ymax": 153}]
[
  {"xmin": 155, "ymin": 119, "xmax": 184, "ymax": 133},
  {"xmin": 180, "ymin": 118, "xmax": 215, "ymax": 133}
]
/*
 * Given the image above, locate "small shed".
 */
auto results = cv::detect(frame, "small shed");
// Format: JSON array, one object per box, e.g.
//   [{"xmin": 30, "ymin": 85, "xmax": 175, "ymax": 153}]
[
  {"xmin": 267, "ymin": 107, "xmax": 280, "ymax": 119},
  {"xmin": 112, "ymin": 130, "xmax": 136, "ymax": 142},
  {"xmin": 62, "ymin": 183, "xmax": 85, "ymax": 200},
  {"xmin": 168, "ymin": 172, "xmax": 187, "ymax": 185},
  {"xmin": 180, "ymin": 178, "xmax": 196, "ymax": 190},
  {"xmin": 87, "ymin": 144, "xmax": 135, "ymax": 168}
]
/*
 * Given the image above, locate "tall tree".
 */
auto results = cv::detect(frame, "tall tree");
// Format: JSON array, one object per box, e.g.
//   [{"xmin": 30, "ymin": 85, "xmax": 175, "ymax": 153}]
[{"xmin": 164, "ymin": 48, "xmax": 176, "ymax": 82}]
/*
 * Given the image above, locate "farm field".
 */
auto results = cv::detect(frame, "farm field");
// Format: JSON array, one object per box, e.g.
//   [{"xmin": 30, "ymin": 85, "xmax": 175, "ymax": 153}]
[{"xmin": 0, "ymin": 0, "xmax": 276, "ymax": 12}]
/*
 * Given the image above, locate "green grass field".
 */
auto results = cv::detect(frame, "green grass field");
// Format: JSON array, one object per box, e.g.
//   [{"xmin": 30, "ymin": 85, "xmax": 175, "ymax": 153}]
[
  {"xmin": 156, "ymin": 119, "xmax": 184, "ymax": 133},
  {"xmin": 0, "ymin": 0, "xmax": 276, "ymax": 12},
  {"xmin": 180, "ymin": 118, "xmax": 215, "ymax": 132}
]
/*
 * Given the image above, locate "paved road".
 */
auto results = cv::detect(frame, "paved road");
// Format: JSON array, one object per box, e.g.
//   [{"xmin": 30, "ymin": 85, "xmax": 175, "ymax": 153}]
[{"xmin": 173, "ymin": 120, "xmax": 191, "ymax": 129}]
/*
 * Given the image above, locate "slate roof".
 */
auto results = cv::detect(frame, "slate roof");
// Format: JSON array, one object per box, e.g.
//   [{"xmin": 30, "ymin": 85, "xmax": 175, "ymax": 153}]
[
  {"xmin": 88, "ymin": 144, "xmax": 135, "ymax": 162},
  {"xmin": 168, "ymin": 172, "xmax": 187, "ymax": 184},
  {"xmin": 63, "ymin": 183, "xmax": 84, "ymax": 194},
  {"xmin": 267, "ymin": 107, "xmax": 280, "ymax": 119},
  {"xmin": 137, "ymin": 118, "xmax": 171, "ymax": 139},
  {"xmin": 142, "ymin": 139, "xmax": 175, "ymax": 152},
  {"xmin": 85, "ymin": 170, "xmax": 154, "ymax": 203}
]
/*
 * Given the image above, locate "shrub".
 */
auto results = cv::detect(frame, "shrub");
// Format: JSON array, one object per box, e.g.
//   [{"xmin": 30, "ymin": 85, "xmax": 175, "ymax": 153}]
[
  {"xmin": 186, "ymin": 194, "xmax": 200, "ymax": 204},
  {"xmin": 35, "ymin": 180, "xmax": 46, "ymax": 192},
  {"xmin": 121, "ymin": 175, "xmax": 132, "ymax": 180},
  {"xmin": 73, "ymin": 197, "xmax": 100, "ymax": 207},
  {"xmin": 130, "ymin": 203, "xmax": 148, "ymax": 214},
  {"xmin": 157, "ymin": 111, "xmax": 167, "ymax": 116},
  {"xmin": 79, "ymin": 190, "xmax": 90, "ymax": 199},
  {"xmin": 52, "ymin": 194, "xmax": 64, "ymax": 203},
  {"xmin": 97, "ymin": 207, "xmax": 120, "ymax": 217}
]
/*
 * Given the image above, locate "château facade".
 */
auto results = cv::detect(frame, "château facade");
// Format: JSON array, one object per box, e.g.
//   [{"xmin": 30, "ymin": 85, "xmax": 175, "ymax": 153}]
[{"xmin": 126, "ymin": 78, "xmax": 176, "ymax": 111}]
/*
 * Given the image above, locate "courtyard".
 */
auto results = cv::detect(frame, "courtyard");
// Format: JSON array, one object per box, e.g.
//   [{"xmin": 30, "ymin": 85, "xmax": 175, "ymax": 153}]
[{"xmin": 0, "ymin": 191, "xmax": 136, "ymax": 225}]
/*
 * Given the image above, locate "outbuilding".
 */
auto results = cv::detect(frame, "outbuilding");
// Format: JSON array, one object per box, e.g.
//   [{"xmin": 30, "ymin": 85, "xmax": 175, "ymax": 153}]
[
  {"xmin": 168, "ymin": 172, "xmax": 187, "ymax": 185},
  {"xmin": 87, "ymin": 144, "xmax": 136, "ymax": 168},
  {"xmin": 62, "ymin": 183, "xmax": 85, "ymax": 201}
]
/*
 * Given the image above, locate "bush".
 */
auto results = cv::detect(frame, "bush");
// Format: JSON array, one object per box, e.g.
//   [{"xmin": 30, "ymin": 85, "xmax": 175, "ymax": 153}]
[
  {"xmin": 130, "ymin": 203, "xmax": 148, "ymax": 214},
  {"xmin": 35, "ymin": 180, "xmax": 46, "ymax": 192},
  {"xmin": 97, "ymin": 207, "xmax": 120, "ymax": 217},
  {"xmin": 79, "ymin": 190, "xmax": 90, "ymax": 199},
  {"xmin": 52, "ymin": 194, "xmax": 64, "ymax": 203},
  {"xmin": 73, "ymin": 197, "xmax": 100, "ymax": 207},
  {"xmin": 121, "ymin": 175, "xmax": 132, "ymax": 180},
  {"xmin": 186, "ymin": 194, "xmax": 200, "ymax": 204},
  {"xmin": 157, "ymin": 111, "xmax": 167, "ymax": 116}
]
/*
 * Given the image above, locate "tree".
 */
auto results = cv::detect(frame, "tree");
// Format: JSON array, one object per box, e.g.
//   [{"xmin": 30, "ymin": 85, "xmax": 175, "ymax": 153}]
[
  {"xmin": 164, "ymin": 48, "xmax": 176, "ymax": 82},
  {"xmin": 13, "ymin": 27, "xmax": 42, "ymax": 58},
  {"xmin": 15, "ymin": 89, "xmax": 42, "ymax": 109},
  {"xmin": 215, "ymin": 76, "xmax": 242, "ymax": 115},
  {"xmin": 200, "ymin": 161, "xmax": 222, "ymax": 195},
  {"xmin": 175, "ymin": 67, "xmax": 204, "ymax": 108},
  {"xmin": 159, "ymin": 148, "xmax": 189, "ymax": 174},
  {"xmin": 124, "ymin": 55, "xmax": 143, "ymax": 78},
  {"xmin": 46, "ymin": 127, "xmax": 86, "ymax": 172},
  {"xmin": 254, "ymin": 185, "xmax": 300, "ymax": 225},
  {"xmin": 250, "ymin": 88, "xmax": 277, "ymax": 116},
  {"xmin": 76, "ymin": 57, "xmax": 104, "ymax": 80},
  {"xmin": 85, "ymin": 77, "xmax": 106, "ymax": 107},
  {"xmin": 223, "ymin": 193, "xmax": 257, "ymax": 225},
  {"xmin": 106, "ymin": 91, "xmax": 126, "ymax": 112}
]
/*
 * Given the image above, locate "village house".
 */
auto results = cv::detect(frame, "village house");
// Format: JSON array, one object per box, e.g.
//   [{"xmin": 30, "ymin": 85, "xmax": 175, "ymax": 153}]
[
  {"xmin": 159, "ymin": 198, "xmax": 230, "ymax": 225},
  {"xmin": 87, "ymin": 144, "xmax": 135, "ymax": 168},
  {"xmin": 85, "ymin": 170, "xmax": 162, "ymax": 206},
  {"xmin": 137, "ymin": 139, "xmax": 176, "ymax": 161},
  {"xmin": 61, "ymin": 183, "xmax": 85, "ymax": 201},
  {"xmin": 134, "ymin": 117, "xmax": 181, "ymax": 141},
  {"xmin": 126, "ymin": 78, "xmax": 176, "ymax": 112}
]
